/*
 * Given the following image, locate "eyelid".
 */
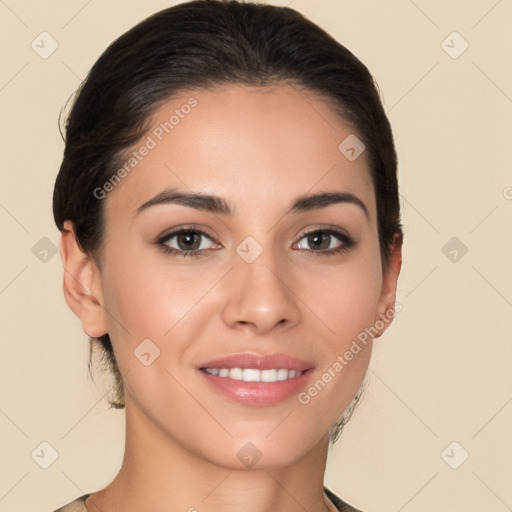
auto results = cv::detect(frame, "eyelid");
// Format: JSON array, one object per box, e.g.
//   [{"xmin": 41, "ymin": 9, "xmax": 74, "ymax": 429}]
[
  {"xmin": 295, "ymin": 223, "xmax": 352, "ymax": 240},
  {"xmin": 157, "ymin": 224, "xmax": 220, "ymax": 245}
]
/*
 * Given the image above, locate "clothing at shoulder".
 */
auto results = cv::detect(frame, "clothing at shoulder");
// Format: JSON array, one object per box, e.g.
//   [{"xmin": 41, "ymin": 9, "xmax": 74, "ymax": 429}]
[
  {"xmin": 324, "ymin": 486, "xmax": 364, "ymax": 512},
  {"xmin": 52, "ymin": 489, "xmax": 363, "ymax": 512}
]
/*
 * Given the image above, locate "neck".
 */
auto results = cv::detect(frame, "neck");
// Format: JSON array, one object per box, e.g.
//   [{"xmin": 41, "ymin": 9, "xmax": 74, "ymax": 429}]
[{"xmin": 85, "ymin": 394, "xmax": 337, "ymax": 512}]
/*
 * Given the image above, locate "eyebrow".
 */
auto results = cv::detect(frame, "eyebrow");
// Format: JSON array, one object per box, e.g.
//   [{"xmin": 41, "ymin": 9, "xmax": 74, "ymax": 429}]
[{"xmin": 135, "ymin": 187, "xmax": 369, "ymax": 219}]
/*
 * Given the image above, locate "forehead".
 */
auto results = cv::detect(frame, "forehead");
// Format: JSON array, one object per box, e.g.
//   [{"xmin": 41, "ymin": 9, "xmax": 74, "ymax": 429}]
[{"xmin": 105, "ymin": 84, "xmax": 375, "ymax": 220}]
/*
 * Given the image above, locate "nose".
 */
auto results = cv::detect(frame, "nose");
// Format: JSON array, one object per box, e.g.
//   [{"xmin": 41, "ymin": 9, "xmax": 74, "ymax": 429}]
[{"xmin": 221, "ymin": 251, "xmax": 301, "ymax": 335}]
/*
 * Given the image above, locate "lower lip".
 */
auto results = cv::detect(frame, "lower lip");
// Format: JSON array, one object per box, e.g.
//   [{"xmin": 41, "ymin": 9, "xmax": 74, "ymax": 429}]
[{"xmin": 199, "ymin": 369, "xmax": 313, "ymax": 406}]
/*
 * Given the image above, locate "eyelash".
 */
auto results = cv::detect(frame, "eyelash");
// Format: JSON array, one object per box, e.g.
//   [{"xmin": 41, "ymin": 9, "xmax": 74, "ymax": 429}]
[{"xmin": 156, "ymin": 226, "xmax": 355, "ymax": 259}]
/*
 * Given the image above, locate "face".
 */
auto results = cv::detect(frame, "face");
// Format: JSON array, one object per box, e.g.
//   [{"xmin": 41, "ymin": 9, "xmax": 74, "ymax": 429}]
[{"xmin": 85, "ymin": 84, "xmax": 399, "ymax": 469}]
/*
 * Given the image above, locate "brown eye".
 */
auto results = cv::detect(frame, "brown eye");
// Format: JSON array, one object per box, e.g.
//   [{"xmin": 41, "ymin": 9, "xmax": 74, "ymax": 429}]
[
  {"xmin": 175, "ymin": 231, "xmax": 203, "ymax": 251},
  {"xmin": 305, "ymin": 232, "xmax": 331, "ymax": 250},
  {"xmin": 295, "ymin": 229, "xmax": 355, "ymax": 255},
  {"xmin": 158, "ymin": 228, "xmax": 218, "ymax": 258}
]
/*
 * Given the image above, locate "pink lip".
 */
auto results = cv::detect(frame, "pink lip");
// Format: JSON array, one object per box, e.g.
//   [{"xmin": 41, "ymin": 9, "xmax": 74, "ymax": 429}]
[
  {"xmin": 197, "ymin": 352, "xmax": 313, "ymax": 371},
  {"xmin": 197, "ymin": 352, "xmax": 315, "ymax": 406}
]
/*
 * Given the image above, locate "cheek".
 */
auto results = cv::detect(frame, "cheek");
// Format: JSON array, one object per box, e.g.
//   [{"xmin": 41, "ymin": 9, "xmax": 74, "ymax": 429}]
[
  {"xmin": 294, "ymin": 263, "xmax": 380, "ymax": 421},
  {"xmin": 99, "ymin": 248, "xmax": 226, "ymax": 369},
  {"xmin": 303, "ymin": 258, "xmax": 383, "ymax": 342},
  {"xmin": 100, "ymin": 229, "xmax": 383, "ymax": 381},
  {"xmin": 102, "ymin": 262, "xmax": 195, "ymax": 338},
  {"xmin": 102, "ymin": 242, "xmax": 383, "ymax": 348},
  {"xmin": 298, "ymin": 253, "xmax": 382, "ymax": 387}
]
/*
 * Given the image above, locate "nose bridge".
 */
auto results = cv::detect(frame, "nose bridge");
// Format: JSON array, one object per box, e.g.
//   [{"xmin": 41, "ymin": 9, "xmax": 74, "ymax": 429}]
[{"xmin": 221, "ymin": 237, "xmax": 301, "ymax": 333}]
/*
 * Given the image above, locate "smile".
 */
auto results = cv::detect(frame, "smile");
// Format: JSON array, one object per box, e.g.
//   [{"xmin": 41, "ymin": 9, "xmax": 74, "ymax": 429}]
[{"xmin": 202, "ymin": 368, "xmax": 304, "ymax": 382}]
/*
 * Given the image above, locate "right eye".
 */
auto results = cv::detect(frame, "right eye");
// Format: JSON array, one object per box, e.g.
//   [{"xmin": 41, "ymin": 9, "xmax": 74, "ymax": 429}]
[{"xmin": 157, "ymin": 228, "xmax": 220, "ymax": 258}]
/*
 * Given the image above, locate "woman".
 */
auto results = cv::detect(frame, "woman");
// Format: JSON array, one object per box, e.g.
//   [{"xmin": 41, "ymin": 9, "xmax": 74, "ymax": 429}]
[{"xmin": 52, "ymin": 1, "xmax": 402, "ymax": 511}]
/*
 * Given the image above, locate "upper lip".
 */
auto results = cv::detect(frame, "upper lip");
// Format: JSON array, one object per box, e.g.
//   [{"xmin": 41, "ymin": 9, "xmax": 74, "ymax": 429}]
[{"xmin": 197, "ymin": 352, "xmax": 314, "ymax": 371}]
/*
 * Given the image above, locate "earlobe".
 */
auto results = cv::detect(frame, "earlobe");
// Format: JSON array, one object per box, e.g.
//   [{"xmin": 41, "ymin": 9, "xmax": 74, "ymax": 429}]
[
  {"xmin": 60, "ymin": 220, "xmax": 108, "ymax": 338},
  {"xmin": 374, "ymin": 234, "xmax": 403, "ymax": 335}
]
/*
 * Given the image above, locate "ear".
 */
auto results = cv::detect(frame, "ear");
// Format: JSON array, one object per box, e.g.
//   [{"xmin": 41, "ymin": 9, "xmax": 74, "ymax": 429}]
[
  {"xmin": 374, "ymin": 233, "xmax": 402, "ymax": 336},
  {"xmin": 60, "ymin": 220, "xmax": 108, "ymax": 338}
]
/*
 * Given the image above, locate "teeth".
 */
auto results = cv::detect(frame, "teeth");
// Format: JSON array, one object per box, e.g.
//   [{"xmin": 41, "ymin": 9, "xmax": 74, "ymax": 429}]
[
  {"xmin": 277, "ymin": 368, "xmax": 289, "ymax": 381},
  {"xmin": 203, "ymin": 367, "xmax": 303, "ymax": 382}
]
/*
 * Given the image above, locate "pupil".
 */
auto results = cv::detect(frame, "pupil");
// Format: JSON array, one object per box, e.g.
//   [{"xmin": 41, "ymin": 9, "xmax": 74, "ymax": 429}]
[
  {"xmin": 178, "ymin": 232, "xmax": 200, "ymax": 250},
  {"xmin": 309, "ymin": 232, "xmax": 329, "ymax": 250}
]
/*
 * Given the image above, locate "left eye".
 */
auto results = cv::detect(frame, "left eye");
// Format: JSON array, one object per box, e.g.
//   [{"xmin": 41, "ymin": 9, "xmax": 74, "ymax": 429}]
[{"xmin": 294, "ymin": 229, "xmax": 353, "ymax": 253}]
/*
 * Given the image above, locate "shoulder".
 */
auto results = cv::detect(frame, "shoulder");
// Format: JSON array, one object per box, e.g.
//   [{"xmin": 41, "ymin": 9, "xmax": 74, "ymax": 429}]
[
  {"xmin": 324, "ymin": 486, "xmax": 364, "ymax": 512},
  {"xmin": 50, "ymin": 494, "xmax": 89, "ymax": 512}
]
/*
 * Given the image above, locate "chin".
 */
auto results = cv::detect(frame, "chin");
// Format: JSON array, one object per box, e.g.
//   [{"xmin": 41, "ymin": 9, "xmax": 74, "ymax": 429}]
[{"xmin": 197, "ymin": 429, "xmax": 326, "ymax": 471}]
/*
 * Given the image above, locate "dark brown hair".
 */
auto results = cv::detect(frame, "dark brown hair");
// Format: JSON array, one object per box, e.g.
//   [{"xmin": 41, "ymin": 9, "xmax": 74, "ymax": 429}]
[{"xmin": 53, "ymin": 0, "xmax": 402, "ymax": 444}]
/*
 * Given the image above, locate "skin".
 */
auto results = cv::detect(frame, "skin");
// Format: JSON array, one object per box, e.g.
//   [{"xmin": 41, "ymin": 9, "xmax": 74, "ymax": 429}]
[{"xmin": 60, "ymin": 84, "xmax": 401, "ymax": 512}]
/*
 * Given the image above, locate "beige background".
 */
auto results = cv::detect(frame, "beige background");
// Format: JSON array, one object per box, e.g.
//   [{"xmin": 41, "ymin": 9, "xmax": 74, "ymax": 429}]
[{"xmin": 1, "ymin": 1, "xmax": 511, "ymax": 511}]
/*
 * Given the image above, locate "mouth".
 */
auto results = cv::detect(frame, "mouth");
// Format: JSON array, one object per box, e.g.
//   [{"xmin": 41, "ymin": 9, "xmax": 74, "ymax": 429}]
[
  {"xmin": 202, "ymin": 367, "xmax": 305, "ymax": 382},
  {"xmin": 197, "ymin": 352, "xmax": 314, "ymax": 406}
]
